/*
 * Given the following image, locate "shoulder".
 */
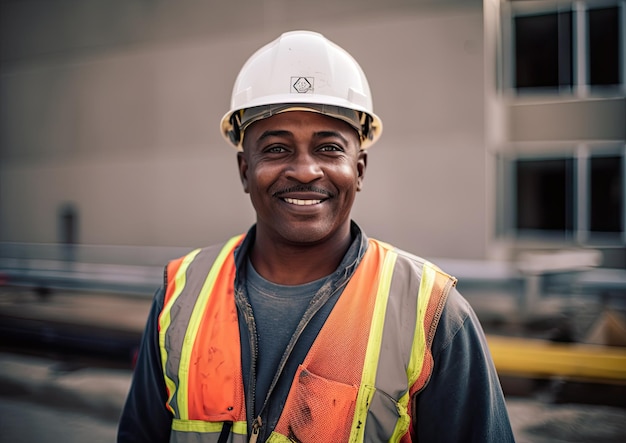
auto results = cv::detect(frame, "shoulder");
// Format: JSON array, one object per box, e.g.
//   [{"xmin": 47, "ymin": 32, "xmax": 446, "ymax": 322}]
[
  {"xmin": 169, "ymin": 242, "xmax": 231, "ymax": 265},
  {"xmin": 432, "ymin": 286, "xmax": 487, "ymax": 358},
  {"xmin": 437, "ymin": 287, "xmax": 475, "ymax": 337},
  {"xmin": 166, "ymin": 235, "xmax": 246, "ymax": 277},
  {"xmin": 160, "ymin": 235, "xmax": 246, "ymax": 307},
  {"xmin": 369, "ymin": 239, "xmax": 457, "ymax": 284},
  {"xmin": 368, "ymin": 239, "xmax": 473, "ymax": 344}
]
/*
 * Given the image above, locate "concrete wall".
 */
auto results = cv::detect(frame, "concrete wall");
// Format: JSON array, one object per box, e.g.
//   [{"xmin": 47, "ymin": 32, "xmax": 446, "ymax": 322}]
[
  {"xmin": 0, "ymin": 1, "xmax": 487, "ymax": 259},
  {"xmin": 509, "ymin": 98, "xmax": 626, "ymax": 142}
]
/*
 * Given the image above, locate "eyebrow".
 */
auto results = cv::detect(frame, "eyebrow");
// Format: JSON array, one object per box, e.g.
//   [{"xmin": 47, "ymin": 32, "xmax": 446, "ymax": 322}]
[
  {"xmin": 257, "ymin": 129, "xmax": 292, "ymax": 142},
  {"xmin": 314, "ymin": 130, "xmax": 350, "ymax": 144},
  {"xmin": 257, "ymin": 129, "xmax": 350, "ymax": 145}
]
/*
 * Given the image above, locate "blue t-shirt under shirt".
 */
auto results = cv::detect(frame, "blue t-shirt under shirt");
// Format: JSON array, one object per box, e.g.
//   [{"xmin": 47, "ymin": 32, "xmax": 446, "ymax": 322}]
[{"xmin": 245, "ymin": 259, "xmax": 326, "ymax": 414}]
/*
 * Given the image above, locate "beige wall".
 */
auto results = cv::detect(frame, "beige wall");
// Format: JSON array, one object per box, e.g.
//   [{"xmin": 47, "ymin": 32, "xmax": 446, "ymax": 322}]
[
  {"xmin": 509, "ymin": 98, "xmax": 626, "ymax": 142},
  {"xmin": 0, "ymin": 1, "xmax": 487, "ymax": 259}
]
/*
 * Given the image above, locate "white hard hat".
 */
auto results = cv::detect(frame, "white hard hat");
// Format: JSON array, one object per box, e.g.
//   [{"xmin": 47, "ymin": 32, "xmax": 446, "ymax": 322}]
[{"xmin": 220, "ymin": 30, "xmax": 383, "ymax": 150}]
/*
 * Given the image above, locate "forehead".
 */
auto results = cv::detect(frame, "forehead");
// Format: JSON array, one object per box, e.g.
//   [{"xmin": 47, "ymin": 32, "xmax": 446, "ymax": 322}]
[{"xmin": 243, "ymin": 110, "xmax": 358, "ymax": 145}]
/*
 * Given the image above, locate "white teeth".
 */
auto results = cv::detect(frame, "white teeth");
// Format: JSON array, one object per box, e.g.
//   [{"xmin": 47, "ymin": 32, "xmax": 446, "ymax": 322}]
[{"xmin": 284, "ymin": 198, "xmax": 322, "ymax": 206}]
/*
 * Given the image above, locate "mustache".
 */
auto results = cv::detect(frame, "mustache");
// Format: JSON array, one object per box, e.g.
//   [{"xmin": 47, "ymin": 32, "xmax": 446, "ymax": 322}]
[{"xmin": 272, "ymin": 184, "xmax": 333, "ymax": 198}]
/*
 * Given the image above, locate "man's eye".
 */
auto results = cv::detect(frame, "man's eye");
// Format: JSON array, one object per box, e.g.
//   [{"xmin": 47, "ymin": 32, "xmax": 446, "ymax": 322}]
[
  {"xmin": 265, "ymin": 145, "xmax": 287, "ymax": 153},
  {"xmin": 319, "ymin": 144, "xmax": 343, "ymax": 152}
]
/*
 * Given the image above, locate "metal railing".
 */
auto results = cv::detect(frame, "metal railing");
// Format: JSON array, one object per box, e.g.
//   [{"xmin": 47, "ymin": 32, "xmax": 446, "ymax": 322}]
[
  {"xmin": 0, "ymin": 242, "xmax": 193, "ymax": 296},
  {"xmin": 1, "ymin": 243, "xmax": 625, "ymax": 306}
]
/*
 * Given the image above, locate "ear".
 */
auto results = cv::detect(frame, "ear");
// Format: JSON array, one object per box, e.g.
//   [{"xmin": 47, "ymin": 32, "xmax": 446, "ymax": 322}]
[
  {"xmin": 356, "ymin": 149, "xmax": 367, "ymax": 191},
  {"xmin": 237, "ymin": 151, "xmax": 250, "ymax": 193}
]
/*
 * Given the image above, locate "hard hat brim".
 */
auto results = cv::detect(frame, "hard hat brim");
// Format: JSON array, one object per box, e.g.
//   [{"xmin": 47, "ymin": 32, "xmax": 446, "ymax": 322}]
[{"xmin": 220, "ymin": 101, "xmax": 382, "ymax": 151}]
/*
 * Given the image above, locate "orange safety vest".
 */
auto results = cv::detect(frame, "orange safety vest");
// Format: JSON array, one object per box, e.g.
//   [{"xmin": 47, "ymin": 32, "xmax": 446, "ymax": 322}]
[{"xmin": 159, "ymin": 234, "xmax": 456, "ymax": 443}]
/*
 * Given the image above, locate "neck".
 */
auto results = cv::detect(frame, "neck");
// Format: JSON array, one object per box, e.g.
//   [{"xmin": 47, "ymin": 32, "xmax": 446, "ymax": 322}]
[{"xmin": 250, "ymin": 226, "xmax": 353, "ymax": 285}]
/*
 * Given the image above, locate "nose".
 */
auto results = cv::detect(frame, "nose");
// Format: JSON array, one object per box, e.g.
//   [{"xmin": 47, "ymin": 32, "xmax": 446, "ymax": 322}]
[{"xmin": 284, "ymin": 152, "xmax": 324, "ymax": 183}]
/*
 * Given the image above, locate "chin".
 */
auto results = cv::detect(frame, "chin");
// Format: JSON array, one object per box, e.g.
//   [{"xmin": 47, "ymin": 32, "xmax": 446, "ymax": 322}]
[
  {"xmin": 274, "ymin": 223, "xmax": 336, "ymax": 246},
  {"xmin": 281, "ymin": 231, "xmax": 329, "ymax": 246}
]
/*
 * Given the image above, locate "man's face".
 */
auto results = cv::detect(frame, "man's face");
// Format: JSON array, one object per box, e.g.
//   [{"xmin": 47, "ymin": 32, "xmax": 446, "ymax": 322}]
[{"xmin": 237, "ymin": 111, "xmax": 367, "ymax": 246}]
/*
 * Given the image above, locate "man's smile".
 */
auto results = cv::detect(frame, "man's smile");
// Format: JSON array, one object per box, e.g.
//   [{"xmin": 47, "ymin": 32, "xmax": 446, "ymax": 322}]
[
  {"xmin": 273, "ymin": 185, "xmax": 332, "ymax": 207},
  {"xmin": 283, "ymin": 198, "xmax": 323, "ymax": 206}
]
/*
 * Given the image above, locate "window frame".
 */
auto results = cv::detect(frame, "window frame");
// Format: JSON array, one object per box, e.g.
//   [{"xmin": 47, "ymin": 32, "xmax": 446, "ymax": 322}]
[
  {"xmin": 504, "ymin": 0, "xmax": 626, "ymax": 98},
  {"xmin": 498, "ymin": 142, "xmax": 626, "ymax": 246}
]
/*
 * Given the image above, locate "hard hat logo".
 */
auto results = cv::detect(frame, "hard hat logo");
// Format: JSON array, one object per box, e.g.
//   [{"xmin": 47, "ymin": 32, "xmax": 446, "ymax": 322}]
[{"xmin": 292, "ymin": 77, "xmax": 314, "ymax": 94}]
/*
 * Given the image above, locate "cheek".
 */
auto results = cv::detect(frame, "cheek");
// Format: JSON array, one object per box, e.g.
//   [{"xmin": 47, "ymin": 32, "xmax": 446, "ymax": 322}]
[
  {"xmin": 246, "ymin": 165, "xmax": 275, "ymax": 195},
  {"xmin": 339, "ymin": 165, "xmax": 362, "ymax": 189}
]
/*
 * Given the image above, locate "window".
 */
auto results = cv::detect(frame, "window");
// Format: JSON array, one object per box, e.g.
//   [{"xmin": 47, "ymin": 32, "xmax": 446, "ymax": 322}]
[
  {"xmin": 590, "ymin": 155, "xmax": 622, "ymax": 232},
  {"xmin": 514, "ymin": 10, "xmax": 573, "ymax": 90},
  {"xmin": 515, "ymin": 158, "xmax": 574, "ymax": 232},
  {"xmin": 503, "ymin": 147, "xmax": 625, "ymax": 244},
  {"xmin": 509, "ymin": 1, "xmax": 624, "ymax": 95},
  {"xmin": 588, "ymin": 6, "xmax": 621, "ymax": 86}
]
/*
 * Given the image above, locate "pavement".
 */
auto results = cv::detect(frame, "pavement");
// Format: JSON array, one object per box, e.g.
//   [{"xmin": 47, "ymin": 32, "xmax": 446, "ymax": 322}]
[
  {"xmin": 1, "ymin": 286, "xmax": 626, "ymax": 442},
  {"xmin": 0, "ymin": 288, "xmax": 146, "ymax": 423},
  {"xmin": 0, "ymin": 351, "xmax": 131, "ymax": 423}
]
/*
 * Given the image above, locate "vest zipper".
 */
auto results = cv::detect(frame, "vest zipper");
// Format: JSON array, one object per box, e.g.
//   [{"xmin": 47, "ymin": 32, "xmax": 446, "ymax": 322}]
[
  {"xmin": 235, "ymin": 288, "xmax": 260, "ymax": 433},
  {"xmin": 238, "ymin": 283, "xmax": 277, "ymax": 441},
  {"xmin": 249, "ymin": 416, "xmax": 262, "ymax": 443}
]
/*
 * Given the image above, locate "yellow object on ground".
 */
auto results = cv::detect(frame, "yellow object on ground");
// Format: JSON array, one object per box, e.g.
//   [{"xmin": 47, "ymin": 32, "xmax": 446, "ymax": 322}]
[{"xmin": 487, "ymin": 335, "xmax": 626, "ymax": 383}]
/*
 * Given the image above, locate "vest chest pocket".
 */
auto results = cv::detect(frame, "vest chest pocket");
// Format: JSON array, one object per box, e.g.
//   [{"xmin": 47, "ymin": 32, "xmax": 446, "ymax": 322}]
[{"xmin": 272, "ymin": 364, "xmax": 359, "ymax": 442}]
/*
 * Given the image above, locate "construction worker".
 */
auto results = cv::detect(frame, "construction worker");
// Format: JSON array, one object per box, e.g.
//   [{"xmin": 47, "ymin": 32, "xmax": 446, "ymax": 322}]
[{"xmin": 118, "ymin": 30, "xmax": 515, "ymax": 442}]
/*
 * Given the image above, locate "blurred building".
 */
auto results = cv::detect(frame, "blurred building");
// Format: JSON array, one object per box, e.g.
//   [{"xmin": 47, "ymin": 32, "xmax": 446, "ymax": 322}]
[{"xmin": 1, "ymin": 0, "xmax": 624, "ymax": 267}]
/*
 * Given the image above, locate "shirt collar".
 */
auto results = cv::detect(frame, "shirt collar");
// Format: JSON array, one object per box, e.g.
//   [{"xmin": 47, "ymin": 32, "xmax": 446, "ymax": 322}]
[{"xmin": 233, "ymin": 221, "xmax": 368, "ymax": 290}]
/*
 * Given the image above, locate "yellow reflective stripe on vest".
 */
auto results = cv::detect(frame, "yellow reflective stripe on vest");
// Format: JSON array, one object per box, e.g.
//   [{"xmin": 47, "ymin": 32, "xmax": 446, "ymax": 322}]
[
  {"xmin": 349, "ymin": 249, "xmax": 398, "ymax": 442},
  {"xmin": 176, "ymin": 235, "xmax": 242, "ymax": 420},
  {"xmin": 408, "ymin": 261, "xmax": 438, "ymax": 386},
  {"xmin": 172, "ymin": 418, "xmax": 247, "ymax": 434},
  {"xmin": 266, "ymin": 432, "xmax": 294, "ymax": 443},
  {"xmin": 159, "ymin": 248, "xmax": 202, "ymax": 416}
]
